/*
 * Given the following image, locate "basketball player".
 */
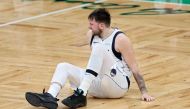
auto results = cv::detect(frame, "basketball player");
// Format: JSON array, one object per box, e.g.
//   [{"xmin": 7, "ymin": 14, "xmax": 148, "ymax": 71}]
[{"xmin": 25, "ymin": 8, "xmax": 155, "ymax": 109}]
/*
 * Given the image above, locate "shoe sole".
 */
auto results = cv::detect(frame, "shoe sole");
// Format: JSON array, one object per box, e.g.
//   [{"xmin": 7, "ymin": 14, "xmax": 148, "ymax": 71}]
[
  {"xmin": 25, "ymin": 92, "xmax": 57, "ymax": 109},
  {"xmin": 62, "ymin": 100, "xmax": 86, "ymax": 108}
]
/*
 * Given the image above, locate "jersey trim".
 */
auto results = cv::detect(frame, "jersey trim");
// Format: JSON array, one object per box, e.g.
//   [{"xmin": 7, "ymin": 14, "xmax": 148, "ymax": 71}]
[
  {"xmin": 112, "ymin": 31, "xmax": 123, "ymax": 60},
  {"xmin": 126, "ymin": 76, "xmax": 130, "ymax": 89},
  {"xmin": 86, "ymin": 69, "xmax": 98, "ymax": 77},
  {"xmin": 90, "ymin": 34, "xmax": 95, "ymax": 46}
]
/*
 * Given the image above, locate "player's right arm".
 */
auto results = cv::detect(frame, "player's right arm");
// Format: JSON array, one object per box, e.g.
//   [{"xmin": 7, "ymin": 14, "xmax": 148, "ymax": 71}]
[{"xmin": 116, "ymin": 34, "xmax": 155, "ymax": 102}]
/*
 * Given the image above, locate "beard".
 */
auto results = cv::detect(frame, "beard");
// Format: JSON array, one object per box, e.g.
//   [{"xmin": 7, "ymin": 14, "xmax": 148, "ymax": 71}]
[{"xmin": 93, "ymin": 29, "xmax": 102, "ymax": 36}]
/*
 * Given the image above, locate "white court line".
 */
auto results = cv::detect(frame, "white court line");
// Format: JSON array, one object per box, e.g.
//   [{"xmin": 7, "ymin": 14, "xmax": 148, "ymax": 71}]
[{"xmin": 0, "ymin": 0, "xmax": 106, "ymax": 28}]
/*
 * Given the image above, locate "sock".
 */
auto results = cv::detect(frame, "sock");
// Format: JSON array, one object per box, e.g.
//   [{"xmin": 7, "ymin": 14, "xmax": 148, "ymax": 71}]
[
  {"xmin": 78, "ymin": 73, "xmax": 96, "ymax": 96},
  {"xmin": 48, "ymin": 83, "xmax": 61, "ymax": 98}
]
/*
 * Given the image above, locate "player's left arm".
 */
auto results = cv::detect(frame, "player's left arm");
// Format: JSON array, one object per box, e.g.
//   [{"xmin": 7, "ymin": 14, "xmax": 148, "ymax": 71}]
[{"xmin": 115, "ymin": 34, "xmax": 155, "ymax": 102}]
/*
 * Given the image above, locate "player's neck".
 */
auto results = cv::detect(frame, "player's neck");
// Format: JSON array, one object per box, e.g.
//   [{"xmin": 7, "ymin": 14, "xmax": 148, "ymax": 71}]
[{"xmin": 100, "ymin": 27, "xmax": 114, "ymax": 40}]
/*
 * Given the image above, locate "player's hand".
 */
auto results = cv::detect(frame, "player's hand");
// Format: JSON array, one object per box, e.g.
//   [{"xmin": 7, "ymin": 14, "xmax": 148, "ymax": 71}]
[{"xmin": 142, "ymin": 93, "xmax": 155, "ymax": 102}]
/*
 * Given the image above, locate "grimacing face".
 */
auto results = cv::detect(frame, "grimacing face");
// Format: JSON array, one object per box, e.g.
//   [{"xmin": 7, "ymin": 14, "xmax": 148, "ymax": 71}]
[{"xmin": 88, "ymin": 19, "xmax": 102, "ymax": 35}]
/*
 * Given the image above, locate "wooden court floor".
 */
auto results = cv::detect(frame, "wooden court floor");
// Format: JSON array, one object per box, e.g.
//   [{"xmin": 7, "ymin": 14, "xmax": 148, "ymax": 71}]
[{"xmin": 0, "ymin": 0, "xmax": 190, "ymax": 109}]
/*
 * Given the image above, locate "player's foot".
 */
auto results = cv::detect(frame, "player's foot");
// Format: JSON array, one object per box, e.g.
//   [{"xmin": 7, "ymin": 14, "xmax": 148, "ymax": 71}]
[
  {"xmin": 62, "ymin": 88, "xmax": 87, "ymax": 108},
  {"xmin": 25, "ymin": 89, "xmax": 59, "ymax": 109}
]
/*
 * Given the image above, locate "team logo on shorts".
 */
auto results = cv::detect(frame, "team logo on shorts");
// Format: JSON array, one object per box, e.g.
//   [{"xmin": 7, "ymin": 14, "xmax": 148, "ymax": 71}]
[{"xmin": 110, "ymin": 69, "xmax": 117, "ymax": 77}]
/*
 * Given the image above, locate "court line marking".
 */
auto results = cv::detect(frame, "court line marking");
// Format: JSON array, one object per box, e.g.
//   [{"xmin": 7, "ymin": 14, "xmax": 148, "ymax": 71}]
[
  {"xmin": 0, "ymin": 0, "xmax": 106, "ymax": 28},
  {"xmin": 133, "ymin": 0, "xmax": 190, "ymax": 6}
]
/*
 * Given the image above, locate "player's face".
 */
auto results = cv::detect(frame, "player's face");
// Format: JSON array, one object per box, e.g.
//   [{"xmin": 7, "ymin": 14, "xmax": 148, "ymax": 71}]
[{"xmin": 88, "ymin": 19, "xmax": 102, "ymax": 35}]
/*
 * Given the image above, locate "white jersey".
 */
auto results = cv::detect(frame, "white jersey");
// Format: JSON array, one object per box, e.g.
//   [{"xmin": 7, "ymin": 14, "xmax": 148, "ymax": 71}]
[{"xmin": 90, "ymin": 28, "xmax": 132, "ymax": 78}]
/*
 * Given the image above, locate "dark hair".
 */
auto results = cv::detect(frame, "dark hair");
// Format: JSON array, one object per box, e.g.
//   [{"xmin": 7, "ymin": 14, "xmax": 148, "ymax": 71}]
[{"xmin": 88, "ymin": 8, "xmax": 111, "ymax": 27}]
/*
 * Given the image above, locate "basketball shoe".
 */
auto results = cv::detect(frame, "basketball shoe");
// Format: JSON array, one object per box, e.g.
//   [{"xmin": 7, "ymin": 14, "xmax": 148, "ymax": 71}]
[
  {"xmin": 25, "ymin": 89, "xmax": 59, "ymax": 109},
  {"xmin": 62, "ymin": 88, "xmax": 87, "ymax": 108}
]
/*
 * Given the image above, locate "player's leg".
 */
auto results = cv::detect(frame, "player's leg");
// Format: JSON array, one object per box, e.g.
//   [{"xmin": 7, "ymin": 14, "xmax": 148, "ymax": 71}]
[
  {"xmin": 25, "ymin": 62, "xmax": 85, "ymax": 109},
  {"xmin": 48, "ymin": 63, "xmax": 85, "ymax": 97},
  {"xmin": 62, "ymin": 44, "xmax": 105, "ymax": 108}
]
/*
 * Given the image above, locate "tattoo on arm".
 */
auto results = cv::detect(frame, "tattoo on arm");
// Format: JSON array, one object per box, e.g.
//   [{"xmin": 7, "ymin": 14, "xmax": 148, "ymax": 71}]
[{"xmin": 133, "ymin": 73, "xmax": 148, "ymax": 94}]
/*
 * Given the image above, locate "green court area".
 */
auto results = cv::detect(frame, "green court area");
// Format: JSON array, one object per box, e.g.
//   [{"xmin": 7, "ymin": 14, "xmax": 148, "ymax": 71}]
[{"xmin": 144, "ymin": 0, "xmax": 190, "ymax": 5}]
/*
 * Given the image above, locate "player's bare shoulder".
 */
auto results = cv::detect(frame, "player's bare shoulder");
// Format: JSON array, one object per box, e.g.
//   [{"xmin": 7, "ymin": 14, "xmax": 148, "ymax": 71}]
[
  {"xmin": 117, "ymin": 33, "xmax": 131, "ymax": 45},
  {"xmin": 115, "ymin": 32, "xmax": 132, "ymax": 52},
  {"xmin": 117, "ymin": 32, "xmax": 130, "ymax": 41}
]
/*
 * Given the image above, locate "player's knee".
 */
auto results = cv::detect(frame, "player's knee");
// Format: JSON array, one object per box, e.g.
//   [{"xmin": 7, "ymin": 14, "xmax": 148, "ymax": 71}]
[{"xmin": 56, "ymin": 62, "xmax": 71, "ymax": 69}]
